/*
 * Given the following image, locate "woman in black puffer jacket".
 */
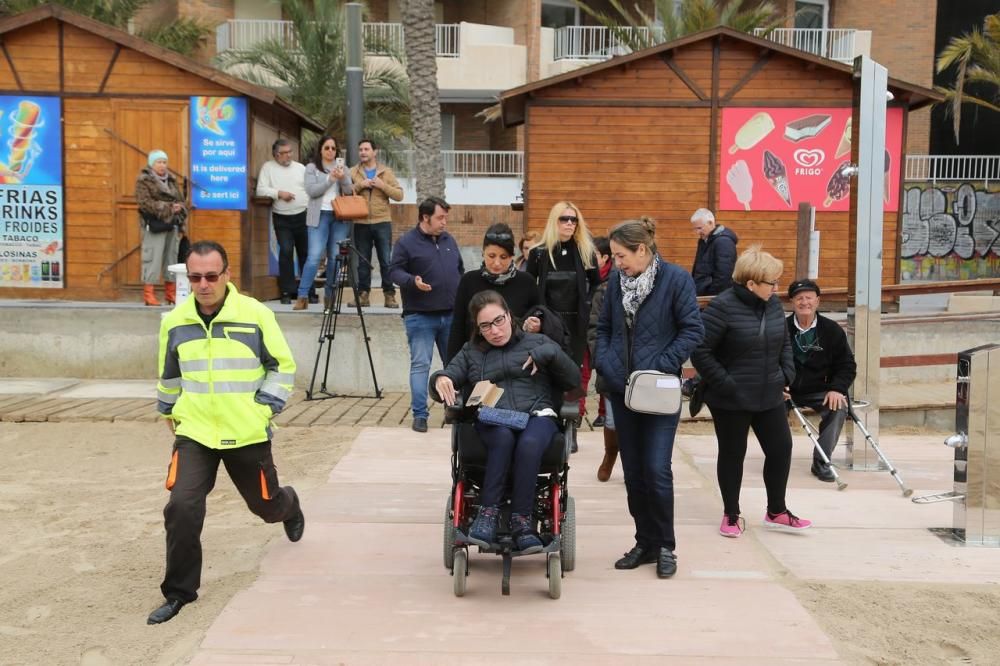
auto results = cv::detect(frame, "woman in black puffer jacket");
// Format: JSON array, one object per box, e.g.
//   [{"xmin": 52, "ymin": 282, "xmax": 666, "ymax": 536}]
[
  {"xmin": 431, "ymin": 290, "xmax": 580, "ymax": 552},
  {"xmin": 691, "ymin": 246, "xmax": 812, "ymax": 538}
]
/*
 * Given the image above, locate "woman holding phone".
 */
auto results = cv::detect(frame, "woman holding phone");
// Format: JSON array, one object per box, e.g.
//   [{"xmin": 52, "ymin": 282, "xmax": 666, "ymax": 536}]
[{"xmin": 298, "ymin": 135, "xmax": 353, "ymax": 311}]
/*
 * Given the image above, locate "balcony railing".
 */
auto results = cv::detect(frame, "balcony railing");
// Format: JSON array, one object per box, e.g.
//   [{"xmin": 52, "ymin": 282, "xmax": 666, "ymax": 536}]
[
  {"xmin": 553, "ymin": 25, "xmax": 666, "ymax": 61},
  {"xmin": 216, "ymin": 20, "xmax": 460, "ymax": 57},
  {"xmin": 904, "ymin": 155, "xmax": 1000, "ymax": 185},
  {"xmin": 393, "ymin": 150, "xmax": 524, "ymax": 178},
  {"xmin": 753, "ymin": 28, "xmax": 866, "ymax": 64}
]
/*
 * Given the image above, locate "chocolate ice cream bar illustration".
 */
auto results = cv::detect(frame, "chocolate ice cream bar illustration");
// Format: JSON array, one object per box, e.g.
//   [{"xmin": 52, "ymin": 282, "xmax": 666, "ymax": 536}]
[
  {"xmin": 823, "ymin": 161, "xmax": 852, "ymax": 207},
  {"xmin": 728, "ymin": 112, "xmax": 774, "ymax": 154},
  {"xmin": 762, "ymin": 150, "xmax": 792, "ymax": 207},
  {"xmin": 726, "ymin": 159, "xmax": 754, "ymax": 211},
  {"xmin": 784, "ymin": 114, "xmax": 832, "ymax": 142},
  {"xmin": 883, "ymin": 149, "xmax": 891, "ymax": 203},
  {"xmin": 835, "ymin": 117, "xmax": 852, "ymax": 158}
]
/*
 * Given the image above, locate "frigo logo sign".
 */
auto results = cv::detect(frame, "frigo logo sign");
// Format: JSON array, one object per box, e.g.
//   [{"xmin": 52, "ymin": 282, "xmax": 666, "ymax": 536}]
[{"xmin": 793, "ymin": 149, "xmax": 826, "ymax": 173}]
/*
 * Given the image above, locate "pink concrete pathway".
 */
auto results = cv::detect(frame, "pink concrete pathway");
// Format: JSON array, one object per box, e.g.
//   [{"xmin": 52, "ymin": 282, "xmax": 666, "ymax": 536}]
[{"xmin": 188, "ymin": 426, "xmax": 981, "ymax": 664}]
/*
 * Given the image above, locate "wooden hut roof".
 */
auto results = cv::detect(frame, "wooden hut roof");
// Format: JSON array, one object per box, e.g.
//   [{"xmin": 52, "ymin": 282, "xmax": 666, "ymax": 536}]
[
  {"xmin": 0, "ymin": 3, "xmax": 324, "ymax": 132},
  {"xmin": 500, "ymin": 25, "xmax": 942, "ymax": 127}
]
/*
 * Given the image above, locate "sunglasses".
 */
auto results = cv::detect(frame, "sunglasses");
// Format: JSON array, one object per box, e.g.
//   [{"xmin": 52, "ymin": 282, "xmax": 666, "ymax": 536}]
[
  {"xmin": 476, "ymin": 313, "xmax": 508, "ymax": 333},
  {"xmin": 322, "ymin": 145, "xmax": 337, "ymax": 151},
  {"xmin": 558, "ymin": 216, "xmax": 579, "ymax": 224},
  {"xmin": 485, "ymin": 232, "xmax": 513, "ymax": 242},
  {"xmin": 188, "ymin": 273, "xmax": 224, "ymax": 283}
]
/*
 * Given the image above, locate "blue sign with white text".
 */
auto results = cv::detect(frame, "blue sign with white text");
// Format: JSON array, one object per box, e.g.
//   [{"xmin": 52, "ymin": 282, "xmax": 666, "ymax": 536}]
[{"xmin": 189, "ymin": 96, "xmax": 247, "ymax": 210}]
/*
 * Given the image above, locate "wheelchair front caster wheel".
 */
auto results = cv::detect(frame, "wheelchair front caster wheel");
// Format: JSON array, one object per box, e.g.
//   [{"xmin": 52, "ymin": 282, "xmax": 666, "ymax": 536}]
[
  {"xmin": 546, "ymin": 553, "xmax": 562, "ymax": 599},
  {"xmin": 452, "ymin": 549, "xmax": 468, "ymax": 597}
]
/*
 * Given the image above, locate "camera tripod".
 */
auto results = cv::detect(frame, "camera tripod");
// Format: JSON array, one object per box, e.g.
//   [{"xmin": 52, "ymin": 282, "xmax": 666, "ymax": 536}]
[{"xmin": 306, "ymin": 238, "xmax": 383, "ymax": 401}]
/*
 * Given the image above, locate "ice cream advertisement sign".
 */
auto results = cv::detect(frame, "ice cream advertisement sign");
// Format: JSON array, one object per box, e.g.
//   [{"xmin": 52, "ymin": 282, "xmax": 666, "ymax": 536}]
[
  {"xmin": 190, "ymin": 96, "xmax": 248, "ymax": 210},
  {"xmin": 0, "ymin": 96, "xmax": 63, "ymax": 289},
  {"xmin": 719, "ymin": 107, "xmax": 903, "ymax": 213}
]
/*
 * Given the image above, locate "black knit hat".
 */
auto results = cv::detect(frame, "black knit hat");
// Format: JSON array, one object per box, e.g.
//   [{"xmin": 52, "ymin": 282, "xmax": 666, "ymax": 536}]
[{"xmin": 787, "ymin": 279, "xmax": 821, "ymax": 298}]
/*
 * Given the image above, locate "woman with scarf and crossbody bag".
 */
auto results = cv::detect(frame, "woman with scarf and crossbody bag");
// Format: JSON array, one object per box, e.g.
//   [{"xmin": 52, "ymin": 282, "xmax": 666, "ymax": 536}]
[{"xmin": 594, "ymin": 217, "xmax": 704, "ymax": 580}]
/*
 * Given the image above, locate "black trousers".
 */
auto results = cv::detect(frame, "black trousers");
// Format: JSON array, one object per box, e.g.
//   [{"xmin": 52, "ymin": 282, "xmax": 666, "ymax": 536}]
[
  {"xmin": 273, "ymin": 210, "xmax": 313, "ymax": 298},
  {"xmin": 160, "ymin": 436, "xmax": 297, "ymax": 603},
  {"xmin": 711, "ymin": 404, "xmax": 793, "ymax": 517}
]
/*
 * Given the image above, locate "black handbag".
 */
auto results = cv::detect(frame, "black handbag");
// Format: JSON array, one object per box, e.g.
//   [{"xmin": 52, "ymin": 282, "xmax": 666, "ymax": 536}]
[{"xmin": 142, "ymin": 210, "xmax": 176, "ymax": 233}]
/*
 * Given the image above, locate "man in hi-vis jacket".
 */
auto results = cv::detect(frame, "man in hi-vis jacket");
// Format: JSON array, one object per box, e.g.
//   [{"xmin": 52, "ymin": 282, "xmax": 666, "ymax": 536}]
[{"xmin": 147, "ymin": 240, "xmax": 303, "ymax": 625}]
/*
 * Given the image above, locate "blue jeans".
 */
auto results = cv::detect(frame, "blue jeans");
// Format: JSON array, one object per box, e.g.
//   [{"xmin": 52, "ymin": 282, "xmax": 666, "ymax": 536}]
[
  {"xmin": 475, "ymin": 416, "xmax": 559, "ymax": 515},
  {"xmin": 353, "ymin": 221, "xmax": 395, "ymax": 294},
  {"xmin": 609, "ymin": 394, "xmax": 679, "ymax": 551},
  {"xmin": 403, "ymin": 312, "xmax": 452, "ymax": 419},
  {"xmin": 298, "ymin": 211, "xmax": 349, "ymax": 300}
]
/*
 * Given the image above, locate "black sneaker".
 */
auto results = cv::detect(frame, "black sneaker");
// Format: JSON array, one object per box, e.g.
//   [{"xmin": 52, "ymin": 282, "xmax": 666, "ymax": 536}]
[
  {"xmin": 510, "ymin": 513, "xmax": 543, "ymax": 554},
  {"xmin": 657, "ymin": 548, "xmax": 677, "ymax": 578},
  {"xmin": 592, "ymin": 415, "xmax": 606, "ymax": 428},
  {"xmin": 614, "ymin": 544, "xmax": 657, "ymax": 569},
  {"xmin": 468, "ymin": 505, "xmax": 500, "ymax": 545},
  {"xmin": 412, "ymin": 417, "xmax": 428, "ymax": 433},
  {"xmin": 279, "ymin": 294, "xmax": 292, "ymax": 305}
]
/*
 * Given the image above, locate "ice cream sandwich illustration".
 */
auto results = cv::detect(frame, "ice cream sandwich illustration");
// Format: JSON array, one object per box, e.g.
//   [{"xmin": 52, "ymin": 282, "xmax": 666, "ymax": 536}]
[
  {"xmin": 729, "ymin": 112, "xmax": 774, "ymax": 154},
  {"xmin": 726, "ymin": 160, "xmax": 754, "ymax": 211},
  {"xmin": 823, "ymin": 161, "xmax": 852, "ymax": 207},
  {"xmin": 784, "ymin": 114, "xmax": 832, "ymax": 142},
  {"xmin": 762, "ymin": 150, "xmax": 792, "ymax": 207},
  {"xmin": 835, "ymin": 117, "xmax": 852, "ymax": 158}
]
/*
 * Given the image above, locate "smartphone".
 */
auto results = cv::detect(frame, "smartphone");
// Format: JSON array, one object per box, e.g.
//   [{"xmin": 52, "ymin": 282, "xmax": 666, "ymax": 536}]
[{"xmin": 335, "ymin": 157, "xmax": 345, "ymax": 168}]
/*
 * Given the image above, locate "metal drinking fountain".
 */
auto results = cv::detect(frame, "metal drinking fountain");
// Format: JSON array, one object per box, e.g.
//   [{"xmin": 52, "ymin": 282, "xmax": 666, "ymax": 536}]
[{"xmin": 914, "ymin": 344, "xmax": 1000, "ymax": 546}]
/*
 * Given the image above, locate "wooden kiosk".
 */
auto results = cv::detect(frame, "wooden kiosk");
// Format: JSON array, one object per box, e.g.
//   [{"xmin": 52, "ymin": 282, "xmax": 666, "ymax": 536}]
[
  {"xmin": 499, "ymin": 27, "xmax": 939, "ymax": 289},
  {"xmin": 0, "ymin": 4, "xmax": 321, "ymax": 302}
]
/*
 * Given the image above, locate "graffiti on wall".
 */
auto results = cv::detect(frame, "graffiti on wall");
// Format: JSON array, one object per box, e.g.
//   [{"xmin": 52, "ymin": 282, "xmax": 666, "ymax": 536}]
[{"xmin": 900, "ymin": 183, "xmax": 1000, "ymax": 280}]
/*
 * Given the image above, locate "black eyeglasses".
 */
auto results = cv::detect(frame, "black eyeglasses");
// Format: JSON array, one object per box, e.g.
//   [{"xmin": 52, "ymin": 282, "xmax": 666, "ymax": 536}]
[
  {"xmin": 188, "ymin": 273, "xmax": 224, "ymax": 283},
  {"xmin": 759, "ymin": 279, "xmax": 779, "ymax": 287},
  {"xmin": 476, "ymin": 313, "xmax": 508, "ymax": 333},
  {"xmin": 558, "ymin": 216, "xmax": 579, "ymax": 224}
]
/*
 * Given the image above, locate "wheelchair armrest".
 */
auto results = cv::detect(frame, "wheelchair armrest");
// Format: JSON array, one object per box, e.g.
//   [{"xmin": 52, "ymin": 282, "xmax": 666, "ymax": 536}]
[
  {"xmin": 559, "ymin": 402, "xmax": 579, "ymax": 422},
  {"xmin": 444, "ymin": 404, "xmax": 466, "ymax": 424}
]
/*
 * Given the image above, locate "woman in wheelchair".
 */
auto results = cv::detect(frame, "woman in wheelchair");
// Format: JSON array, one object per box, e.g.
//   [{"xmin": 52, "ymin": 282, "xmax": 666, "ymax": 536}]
[{"xmin": 431, "ymin": 290, "xmax": 580, "ymax": 553}]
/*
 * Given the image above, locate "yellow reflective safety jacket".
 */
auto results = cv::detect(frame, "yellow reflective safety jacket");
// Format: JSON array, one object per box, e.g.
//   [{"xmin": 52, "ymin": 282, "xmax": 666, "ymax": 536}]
[{"xmin": 156, "ymin": 283, "xmax": 296, "ymax": 449}]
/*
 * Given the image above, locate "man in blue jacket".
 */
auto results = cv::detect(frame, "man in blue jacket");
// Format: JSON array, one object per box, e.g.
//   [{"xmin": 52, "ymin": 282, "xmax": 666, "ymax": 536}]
[
  {"xmin": 388, "ymin": 197, "xmax": 464, "ymax": 432},
  {"xmin": 690, "ymin": 208, "xmax": 738, "ymax": 296}
]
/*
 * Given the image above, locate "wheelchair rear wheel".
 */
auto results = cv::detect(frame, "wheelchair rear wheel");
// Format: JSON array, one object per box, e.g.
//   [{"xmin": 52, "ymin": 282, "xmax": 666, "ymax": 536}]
[
  {"xmin": 453, "ymin": 549, "xmax": 468, "ymax": 597},
  {"xmin": 443, "ymin": 498, "xmax": 456, "ymax": 570},
  {"xmin": 546, "ymin": 553, "xmax": 562, "ymax": 599},
  {"xmin": 561, "ymin": 496, "xmax": 576, "ymax": 572}
]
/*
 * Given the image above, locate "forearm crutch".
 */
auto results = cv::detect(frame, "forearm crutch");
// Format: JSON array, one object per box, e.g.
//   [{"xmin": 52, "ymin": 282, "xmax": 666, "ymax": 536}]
[
  {"xmin": 787, "ymin": 399, "xmax": 848, "ymax": 491},
  {"xmin": 846, "ymin": 400, "xmax": 913, "ymax": 497}
]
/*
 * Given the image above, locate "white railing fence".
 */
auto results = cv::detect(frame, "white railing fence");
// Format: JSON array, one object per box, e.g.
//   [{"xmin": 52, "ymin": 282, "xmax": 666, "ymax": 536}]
[
  {"xmin": 393, "ymin": 150, "xmax": 524, "ymax": 178},
  {"xmin": 217, "ymin": 20, "xmax": 460, "ymax": 57},
  {"xmin": 753, "ymin": 28, "xmax": 859, "ymax": 63},
  {"xmin": 905, "ymin": 155, "xmax": 1000, "ymax": 186},
  {"xmin": 553, "ymin": 25, "xmax": 665, "ymax": 61}
]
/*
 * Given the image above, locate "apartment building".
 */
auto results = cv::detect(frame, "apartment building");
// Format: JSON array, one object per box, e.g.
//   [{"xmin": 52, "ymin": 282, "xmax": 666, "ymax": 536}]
[{"xmin": 146, "ymin": 0, "xmax": 993, "ymax": 191}]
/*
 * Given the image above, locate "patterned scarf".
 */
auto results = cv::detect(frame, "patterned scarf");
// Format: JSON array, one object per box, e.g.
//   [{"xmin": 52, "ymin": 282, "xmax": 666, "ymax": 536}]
[
  {"xmin": 481, "ymin": 259, "xmax": 518, "ymax": 286},
  {"xmin": 620, "ymin": 256, "xmax": 659, "ymax": 324}
]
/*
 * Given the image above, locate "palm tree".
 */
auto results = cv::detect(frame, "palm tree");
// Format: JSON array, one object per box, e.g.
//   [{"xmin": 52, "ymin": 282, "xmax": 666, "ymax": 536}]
[
  {"xmin": 0, "ymin": 0, "xmax": 213, "ymax": 56},
  {"xmin": 935, "ymin": 12, "xmax": 1000, "ymax": 145},
  {"xmin": 400, "ymin": 0, "xmax": 445, "ymax": 200},
  {"xmin": 574, "ymin": 0, "xmax": 784, "ymax": 52},
  {"xmin": 215, "ymin": 0, "xmax": 410, "ymax": 159}
]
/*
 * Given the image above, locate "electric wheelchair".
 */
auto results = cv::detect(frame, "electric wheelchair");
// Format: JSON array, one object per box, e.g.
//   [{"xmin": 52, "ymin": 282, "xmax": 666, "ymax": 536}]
[{"xmin": 442, "ymin": 395, "xmax": 579, "ymax": 599}]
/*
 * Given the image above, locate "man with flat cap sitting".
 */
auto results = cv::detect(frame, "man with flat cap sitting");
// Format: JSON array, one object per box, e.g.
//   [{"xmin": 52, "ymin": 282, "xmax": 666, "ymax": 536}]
[{"xmin": 786, "ymin": 279, "xmax": 857, "ymax": 482}]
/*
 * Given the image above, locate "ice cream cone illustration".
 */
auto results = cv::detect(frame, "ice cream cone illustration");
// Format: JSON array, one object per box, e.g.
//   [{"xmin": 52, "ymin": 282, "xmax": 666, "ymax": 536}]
[
  {"xmin": 196, "ymin": 97, "xmax": 235, "ymax": 136},
  {"xmin": 835, "ymin": 117, "xmax": 852, "ymax": 159},
  {"xmin": 823, "ymin": 162, "xmax": 852, "ymax": 207},
  {"xmin": 883, "ymin": 149, "xmax": 891, "ymax": 203},
  {"xmin": 0, "ymin": 100, "xmax": 44, "ymax": 182},
  {"xmin": 726, "ymin": 160, "xmax": 754, "ymax": 211},
  {"xmin": 762, "ymin": 150, "xmax": 792, "ymax": 207},
  {"xmin": 729, "ymin": 112, "xmax": 774, "ymax": 154}
]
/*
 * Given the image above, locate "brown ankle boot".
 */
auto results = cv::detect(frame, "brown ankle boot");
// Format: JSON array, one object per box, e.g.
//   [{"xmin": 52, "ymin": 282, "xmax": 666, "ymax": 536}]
[
  {"xmin": 383, "ymin": 291, "xmax": 399, "ymax": 308},
  {"xmin": 597, "ymin": 427, "xmax": 619, "ymax": 482},
  {"xmin": 292, "ymin": 297, "xmax": 308, "ymax": 310},
  {"xmin": 164, "ymin": 281, "xmax": 176, "ymax": 305},
  {"xmin": 143, "ymin": 284, "xmax": 161, "ymax": 306},
  {"xmin": 349, "ymin": 290, "xmax": 369, "ymax": 308}
]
